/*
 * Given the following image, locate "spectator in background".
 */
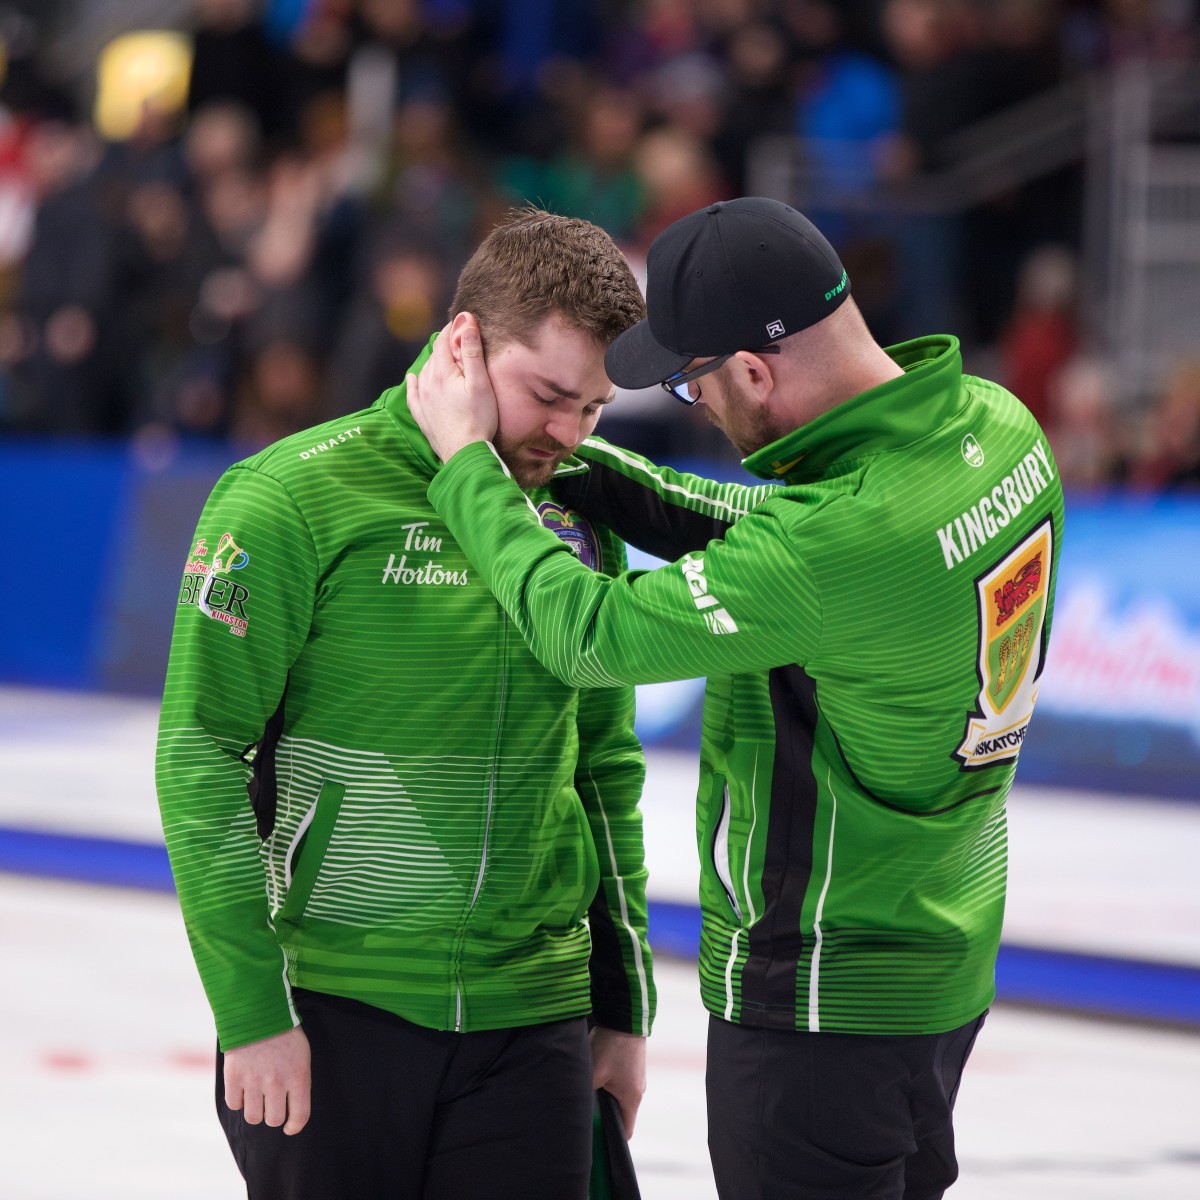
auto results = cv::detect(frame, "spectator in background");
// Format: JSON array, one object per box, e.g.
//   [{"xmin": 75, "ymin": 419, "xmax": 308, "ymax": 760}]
[
  {"xmin": 790, "ymin": 0, "xmax": 903, "ymax": 336},
  {"xmin": 963, "ymin": 0, "xmax": 1074, "ymax": 343},
  {"xmin": 456, "ymin": 0, "xmax": 603, "ymax": 159},
  {"xmin": 229, "ymin": 327, "xmax": 327, "ymax": 448},
  {"xmin": 880, "ymin": 0, "xmax": 988, "ymax": 175},
  {"xmin": 633, "ymin": 123, "xmax": 730, "ymax": 245},
  {"xmin": 172, "ymin": 148, "xmax": 268, "ymax": 433},
  {"xmin": 269, "ymin": 1, "xmax": 352, "ymax": 146},
  {"xmin": 378, "ymin": 80, "xmax": 487, "ymax": 260},
  {"xmin": 645, "ymin": 49, "xmax": 727, "ymax": 148},
  {"xmin": 330, "ymin": 231, "xmax": 447, "ymax": 413},
  {"xmin": 501, "ymin": 84, "xmax": 646, "ymax": 243},
  {"xmin": 628, "ymin": 0, "xmax": 704, "ymax": 66},
  {"xmin": 248, "ymin": 148, "xmax": 337, "ymax": 305},
  {"xmin": 1129, "ymin": 355, "xmax": 1200, "ymax": 490},
  {"xmin": 187, "ymin": 0, "xmax": 279, "ymax": 139},
  {"xmin": 0, "ymin": 114, "xmax": 116, "ymax": 433},
  {"xmin": 874, "ymin": 0, "xmax": 1078, "ymax": 343},
  {"xmin": 600, "ymin": 0, "xmax": 692, "ymax": 86},
  {"xmin": 792, "ymin": 0, "xmax": 902, "ymax": 217},
  {"xmin": 1044, "ymin": 355, "xmax": 1124, "ymax": 489},
  {"xmin": 185, "ymin": 100, "xmax": 262, "ymax": 187},
  {"xmin": 984, "ymin": 0, "xmax": 1063, "ymax": 102},
  {"xmin": 114, "ymin": 175, "xmax": 207, "ymax": 430},
  {"xmin": 98, "ymin": 104, "xmax": 259, "ymax": 440},
  {"xmin": 710, "ymin": 19, "xmax": 795, "ymax": 193},
  {"xmin": 999, "ymin": 243, "xmax": 1080, "ymax": 429},
  {"xmin": 189, "ymin": 0, "xmax": 352, "ymax": 152},
  {"xmin": 876, "ymin": 0, "xmax": 985, "ymax": 336},
  {"xmin": 346, "ymin": 0, "xmax": 471, "ymax": 188}
]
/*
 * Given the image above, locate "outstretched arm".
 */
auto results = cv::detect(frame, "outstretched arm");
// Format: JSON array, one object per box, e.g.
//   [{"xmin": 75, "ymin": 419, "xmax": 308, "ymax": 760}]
[
  {"xmin": 408, "ymin": 330, "xmax": 822, "ymax": 687},
  {"xmin": 557, "ymin": 440, "xmax": 777, "ymax": 564},
  {"xmin": 409, "ymin": 313, "xmax": 775, "ymax": 562}
]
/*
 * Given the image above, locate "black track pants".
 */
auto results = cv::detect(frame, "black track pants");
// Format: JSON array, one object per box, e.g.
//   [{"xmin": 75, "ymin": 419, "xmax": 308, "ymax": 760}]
[
  {"xmin": 217, "ymin": 989, "xmax": 594, "ymax": 1200},
  {"xmin": 707, "ymin": 1011, "xmax": 986, "ymax": 1200}
]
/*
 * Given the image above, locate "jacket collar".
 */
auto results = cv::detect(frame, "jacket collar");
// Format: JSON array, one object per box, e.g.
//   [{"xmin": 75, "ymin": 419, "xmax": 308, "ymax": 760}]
[
  {"xmin": 742, "ymin": 335, "xmax": 964, "ymax": 483},
  {"xmin": 383, "ymin": 334, "xmax": 443, "ymax": 478}
]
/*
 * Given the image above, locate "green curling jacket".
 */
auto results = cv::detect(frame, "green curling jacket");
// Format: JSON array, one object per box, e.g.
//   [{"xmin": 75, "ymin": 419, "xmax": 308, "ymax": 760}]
[
  {"xmin": 156, "ymin": 339, "xmax": 654, "ymax": 1050},
  {"xmin": 428, "ymin": 336, "xmax": 1064, "ymax": 1035}
]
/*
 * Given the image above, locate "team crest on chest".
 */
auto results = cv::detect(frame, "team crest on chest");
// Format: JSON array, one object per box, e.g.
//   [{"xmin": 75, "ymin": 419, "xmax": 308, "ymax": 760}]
[{"xmin": 538, "ymin": 503, "xmax": 601, "ymax": 571}]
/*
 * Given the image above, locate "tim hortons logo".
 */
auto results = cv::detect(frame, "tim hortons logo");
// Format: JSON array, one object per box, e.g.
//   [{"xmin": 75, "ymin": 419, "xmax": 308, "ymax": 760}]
[{"xmin": 381, "ymin": 522, "xmax": 469, "ymax": 586}]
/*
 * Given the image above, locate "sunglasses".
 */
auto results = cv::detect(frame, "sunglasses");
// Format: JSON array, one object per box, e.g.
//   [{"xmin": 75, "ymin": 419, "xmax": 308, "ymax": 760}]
[{"xmin": 660, "ymin": 345, "xmax": 782, "ymax": 405}]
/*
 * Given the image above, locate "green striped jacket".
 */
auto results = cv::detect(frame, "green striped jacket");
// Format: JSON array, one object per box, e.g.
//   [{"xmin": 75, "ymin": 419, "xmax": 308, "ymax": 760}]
[
  {"xmin": 428, "ymin": 335, "xmax": 1064, "ymax": 1035},
  {"xmin": 156, "ymin": 340, "xmax": 654, "ymax": 1051}
]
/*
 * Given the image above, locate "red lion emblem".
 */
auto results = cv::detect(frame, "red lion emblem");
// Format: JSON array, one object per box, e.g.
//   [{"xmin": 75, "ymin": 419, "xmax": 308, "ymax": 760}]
[{"xmin": 994, "ymin": 554, "xmax": 1042, "ymax": 625}]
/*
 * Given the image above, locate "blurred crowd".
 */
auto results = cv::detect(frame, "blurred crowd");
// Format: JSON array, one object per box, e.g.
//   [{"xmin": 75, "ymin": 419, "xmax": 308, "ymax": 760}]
[{"xmin": 0, "ymin": 0, "xmax": 1196, "ymax": 490}]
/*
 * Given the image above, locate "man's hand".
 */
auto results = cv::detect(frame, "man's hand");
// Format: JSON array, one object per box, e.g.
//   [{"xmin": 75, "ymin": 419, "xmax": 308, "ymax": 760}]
[
  {"xmin": 407, "ymin": 313, "xmax": 498, "ymax": 465},
  {"xmin": 591, "ymin": 1026, "xmax": 647, "ymax": 1138},
  {"xmin": 223, "ymin": 1025, "xmax": 312, "ymax": 1135}
]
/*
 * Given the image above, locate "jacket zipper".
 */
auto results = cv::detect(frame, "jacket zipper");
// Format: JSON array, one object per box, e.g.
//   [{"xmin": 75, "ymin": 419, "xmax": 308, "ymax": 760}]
[{"xmin": 455, "ymin": 615, "xmax": 508, "ymax": 1031}]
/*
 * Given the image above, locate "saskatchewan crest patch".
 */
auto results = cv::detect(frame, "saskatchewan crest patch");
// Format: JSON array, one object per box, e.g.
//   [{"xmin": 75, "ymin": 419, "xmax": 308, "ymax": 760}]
[{"xmin": 955, "ymin": 519, "xmax": 1053, "ymax": 768}]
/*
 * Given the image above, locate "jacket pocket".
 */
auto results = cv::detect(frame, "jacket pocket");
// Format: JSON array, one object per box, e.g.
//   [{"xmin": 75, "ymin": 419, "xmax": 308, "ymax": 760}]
[
  {"xmin": 276, "ymin": 779, "xmax": 346, "ymax": 927},
  {"xmin": 709, "ymin": 777, "xmax": 743, "ymax": 922},
  {"xmin": 574, "ymin": 795, "xmax": 602, "ymax": 926}
]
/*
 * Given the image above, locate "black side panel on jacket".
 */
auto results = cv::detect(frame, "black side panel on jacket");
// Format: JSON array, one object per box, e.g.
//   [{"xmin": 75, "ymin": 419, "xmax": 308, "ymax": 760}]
[
  {"xmin": 587, "ymin": 888, "xmax": 636, "ymax": 1030},
  {"xmin": 738, "ymin": 665, "xmax": 821, "ymax": 1026},
  {"xmin": 246, "ymin": 690, "xmax": 287, "ymax": 840}
]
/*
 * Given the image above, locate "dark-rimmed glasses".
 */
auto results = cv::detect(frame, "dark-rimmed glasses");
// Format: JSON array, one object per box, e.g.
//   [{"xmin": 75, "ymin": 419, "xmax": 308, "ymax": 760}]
[{"xmin": 660, "ymin": 345, "xmax": 782, "ymax": 405}]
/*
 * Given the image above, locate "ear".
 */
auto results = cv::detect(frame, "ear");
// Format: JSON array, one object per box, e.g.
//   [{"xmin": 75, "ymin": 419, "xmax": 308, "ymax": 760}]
[
  {"xmin": 730, "ymin": 349, "xmax": 778, "ymax": 406},
  {"xmin": 446, "ymin": 311, "xmax": 482, "ymax": 367}
]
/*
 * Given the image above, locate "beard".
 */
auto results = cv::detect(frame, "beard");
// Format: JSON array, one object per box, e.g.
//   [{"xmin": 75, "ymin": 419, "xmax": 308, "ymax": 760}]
[
  {"xmin": 702, "ymin": 378, "xmax": 778, "ymax": 458},
  {"xmin": 494, "ymin": 433, "xmax": 575, "ymax": 489}
]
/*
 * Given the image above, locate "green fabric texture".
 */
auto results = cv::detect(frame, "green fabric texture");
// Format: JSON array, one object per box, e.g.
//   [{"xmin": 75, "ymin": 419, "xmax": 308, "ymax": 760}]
[
  {"xmin": 156, "ymin": 337, "xmax": 655, "ymax": 1051},
  {"xmin": 429, "ymin": 336, "xmax": 1065, "ymax": 1035}
]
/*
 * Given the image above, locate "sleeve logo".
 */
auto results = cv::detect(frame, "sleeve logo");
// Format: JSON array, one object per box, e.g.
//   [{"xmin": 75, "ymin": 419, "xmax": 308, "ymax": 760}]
[
  {"xmin": 178, "ymin": 531, "xmax": 252, "ymax": 636},
  {"xmin": 537, "ymin": 503, "xmax": 601, "ymax": 571},
  {"xmin": 681, "ymin": 553, "xmax": 739, "ymax": 636},
  {"xmin": 955, "ymin": 519, "xmax": 1053, "ymax": 768}
]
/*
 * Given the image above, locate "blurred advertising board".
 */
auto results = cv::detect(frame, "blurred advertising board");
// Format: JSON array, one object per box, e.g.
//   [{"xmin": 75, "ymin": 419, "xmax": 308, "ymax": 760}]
[{"xmin": 1018, "ymin": 493, "xmax": 1200, "ymax": 799}]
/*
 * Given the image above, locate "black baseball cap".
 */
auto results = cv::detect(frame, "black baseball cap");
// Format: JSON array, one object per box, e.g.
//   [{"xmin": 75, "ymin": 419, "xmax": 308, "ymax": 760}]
[{"xmin": 605, "ymin": 197, "xmax": 851, "ymax": 390}]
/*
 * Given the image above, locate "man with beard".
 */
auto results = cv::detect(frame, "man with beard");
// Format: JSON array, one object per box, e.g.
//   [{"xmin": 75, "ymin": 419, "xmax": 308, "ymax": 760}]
[
  {"xmin": 409, "ymin": 197, "xmax": 1064, "ymax": 1200},
  {"xmin": 156, "ymin": 210, "xmax": 654, "ymax": 1200}
]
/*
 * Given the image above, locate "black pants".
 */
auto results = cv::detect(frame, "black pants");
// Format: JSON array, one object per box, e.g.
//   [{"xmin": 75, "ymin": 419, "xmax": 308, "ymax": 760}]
[
  {"xmin": 707, "ymin": 1012, "xmax": 986, "ymax": 1200},
  {"xmin": 217, "ymin": 989, "xmax": 594, "ymax": 1200}
]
